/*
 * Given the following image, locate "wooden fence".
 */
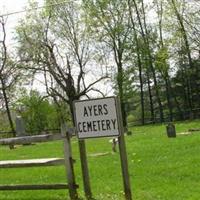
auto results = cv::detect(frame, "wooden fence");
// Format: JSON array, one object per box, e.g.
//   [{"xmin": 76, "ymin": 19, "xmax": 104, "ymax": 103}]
[{"xmin": 0, "ymin": 123, "xmax": 78, "ymax": 199}]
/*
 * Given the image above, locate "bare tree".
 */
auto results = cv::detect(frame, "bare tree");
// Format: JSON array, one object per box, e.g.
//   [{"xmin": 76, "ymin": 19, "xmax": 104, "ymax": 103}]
[{"xmin": 16, "ymin": 1, "xmax": 108, "ymax": 198}]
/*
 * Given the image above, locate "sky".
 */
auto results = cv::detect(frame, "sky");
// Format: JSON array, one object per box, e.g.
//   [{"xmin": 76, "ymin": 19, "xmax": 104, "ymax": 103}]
[
  {"xmin": 0, "ymin": 0, "xmax": 48, "ymax": 93},
  {"xmin": 1, "ymin": 0, "xmax": 31, "ymax": 13},
  {"xmin": 0, "ymin": 0, "xmax": 43, "ymax": 42},
  {"xmin": 0, "ymin": 0, "xmax": 113, "ymax": 97},
  {"xmin": 0, "ymin": 0, "xmax": 112, "ymax": 97},
  {"xmin": 0, "ymin": 0, "xmax": 43, "ymax": 14}
]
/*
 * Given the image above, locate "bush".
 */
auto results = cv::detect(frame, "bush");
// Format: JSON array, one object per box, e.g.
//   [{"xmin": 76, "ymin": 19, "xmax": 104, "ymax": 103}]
[{"xmin": 15, "ymin": 90, "xmax": 71, "ymax": 134}]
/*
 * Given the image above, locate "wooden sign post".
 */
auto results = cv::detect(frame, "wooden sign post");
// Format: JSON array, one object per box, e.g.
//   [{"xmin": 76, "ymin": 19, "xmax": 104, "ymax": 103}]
[
  {"xmin": 78, "ymin": 140, "xmax": 92, "ymax": 199},
  {"xmin": 116, "ymin": 98, "xmax": 132, "ymax": 200},
  {"xmin": 73, "ymin": 97, "xmax": 132, "ymax": 200}
]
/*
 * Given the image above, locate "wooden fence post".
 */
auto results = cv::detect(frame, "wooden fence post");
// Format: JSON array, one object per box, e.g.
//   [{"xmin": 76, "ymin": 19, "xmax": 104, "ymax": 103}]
[
  {"xmin": 117, "ymin": 98, "xmax": 132, "ymax": 200},
  {"xmin": 61, "ymin": 123, "xmax": 78, "ymax": 200}
]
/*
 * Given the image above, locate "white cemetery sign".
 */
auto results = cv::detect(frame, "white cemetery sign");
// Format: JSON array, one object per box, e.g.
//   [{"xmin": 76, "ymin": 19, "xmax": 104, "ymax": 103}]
[{"xmin": 73, "ymin": 97, "xmax": 120, "ymax": 139}]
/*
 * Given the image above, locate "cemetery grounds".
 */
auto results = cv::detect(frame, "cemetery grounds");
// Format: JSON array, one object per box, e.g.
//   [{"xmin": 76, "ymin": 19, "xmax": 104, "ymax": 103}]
[{"xmin": 0, "ymin": 120, "xmax": 200, "ymax": 200}]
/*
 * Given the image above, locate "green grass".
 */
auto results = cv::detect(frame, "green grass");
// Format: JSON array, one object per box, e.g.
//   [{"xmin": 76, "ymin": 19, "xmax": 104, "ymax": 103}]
[{"xmin": 0, "ymin": 120, "xmax": 200, "ymax": 199}]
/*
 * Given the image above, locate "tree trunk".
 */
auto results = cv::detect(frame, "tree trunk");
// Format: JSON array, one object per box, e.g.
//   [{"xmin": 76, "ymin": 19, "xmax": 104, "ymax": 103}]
[
  {"xmin": 146, "ymin": 71, "xmax": 155, "ymax": 123},
  {"xmin": 181, "ymin": 58, "xmax": 193, "ymax": 111},
  {"xmin": 165, "ymin": 78, "xmax": 173, "ymax": 121},
  {"xmin": 169, "ymin": 80, "xmax": 184, "ymax": 120},
  {"xmin": 138, "ymin": 61, "xmax": 145, "ymax": 125},
  {"xmin": 171, "ymin": 0, "xmax": 196, "ymax": 110},
  {"xmin": 117, "ymin": 59, "xmax": 127, "ymax": 129},
  {"xmin": 141, "ymin": 0, "xmax": 164, "ymax": 122},
  {"xmin": 149, "ymin": 63, "xmax": 164, "ymax": 122},
  {"xmin": 0, "ymin": 78, "xmax": 16, "ymax": 137},
  {"xmin": 171, "ymin": 0, "xmax": 193, "ymax": 69},
  {"xmin": 128, "ymin": 1, "xmax": 145, "ymax": 125},
  {"xmin": 156, "ymin": 0, "xmax": 173, "ymax": 122},
  {"xmin": 133, "ymin": 0, "xmax": 164, "ymax": 122}
]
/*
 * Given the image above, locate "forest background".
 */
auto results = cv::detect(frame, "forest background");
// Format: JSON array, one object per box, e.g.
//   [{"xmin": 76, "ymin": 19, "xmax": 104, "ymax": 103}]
[{"xmin": 0, "ymin": 0, "xmax": 200, "ymax": 135}]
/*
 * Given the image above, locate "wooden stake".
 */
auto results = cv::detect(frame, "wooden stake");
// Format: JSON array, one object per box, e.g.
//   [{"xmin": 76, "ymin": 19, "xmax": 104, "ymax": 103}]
[
  {"xmin": 61, "ymin": 123, "xmax": 79, "ymax": 200},
  {"xmin": 117, "ymin": 98, "xmax": 132, "ymax": 200}
]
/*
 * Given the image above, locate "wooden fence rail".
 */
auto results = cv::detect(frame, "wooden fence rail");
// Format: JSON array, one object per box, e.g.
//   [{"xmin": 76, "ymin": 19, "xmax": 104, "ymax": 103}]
[
  {"xmin": 0, "ymin": 134, "xmax": 62, "ymax": 145},
  {"xmin": 0, "ymin": 184, "xmax": 74, "ymax": 191},
  {"xmin": 0, "ymin": 158, "xmax": 64, "ymax": 168}
]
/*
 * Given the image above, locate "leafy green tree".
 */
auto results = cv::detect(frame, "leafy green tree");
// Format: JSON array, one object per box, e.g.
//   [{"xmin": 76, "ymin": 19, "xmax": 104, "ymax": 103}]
[
  {"xmin": 15, "ymin": 90, "xmax": 70, "ymax": 134},
  {"xmin": 83, "ymin": 0, "xmax": 131, "ymax": 128}
]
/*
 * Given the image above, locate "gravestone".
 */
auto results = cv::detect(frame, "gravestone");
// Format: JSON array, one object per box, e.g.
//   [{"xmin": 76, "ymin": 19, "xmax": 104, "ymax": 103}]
[
  {"xmin": 166, "ymin": 123, "xmax": 176, "ymax": 138},
  {"xmin": 15, "ymin": 116, "xmax": 26, "ymax": 137}
]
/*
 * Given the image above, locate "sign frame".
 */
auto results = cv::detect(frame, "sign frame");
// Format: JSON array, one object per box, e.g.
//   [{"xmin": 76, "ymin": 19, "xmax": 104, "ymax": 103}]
[{"xmin": 73, "ymin": 96, "xmax": 121, "ymax": 139}]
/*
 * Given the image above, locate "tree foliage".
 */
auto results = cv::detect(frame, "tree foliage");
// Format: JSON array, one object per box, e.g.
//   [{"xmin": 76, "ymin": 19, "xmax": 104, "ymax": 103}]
[
  {"xmin": 15, "ymin": 90, "xmax": 71, "ymax": 134},
  {"xmin": 0, "ymin": 0, "xmax": 200, "ymax": 130}
]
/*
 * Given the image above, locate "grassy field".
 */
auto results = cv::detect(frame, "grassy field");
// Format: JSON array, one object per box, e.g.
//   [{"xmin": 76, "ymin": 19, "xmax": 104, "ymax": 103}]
[{"xmin": 0, "ymin": 120, "xmax": 200, "ymax": 200}]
